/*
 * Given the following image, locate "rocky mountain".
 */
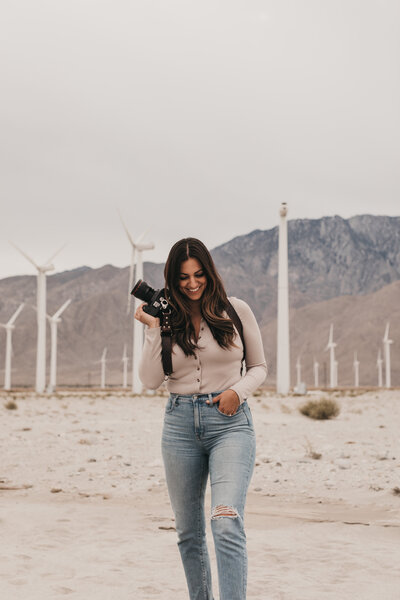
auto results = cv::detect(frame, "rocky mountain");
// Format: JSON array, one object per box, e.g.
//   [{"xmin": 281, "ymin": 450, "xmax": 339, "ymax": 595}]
[
  {"xmin": 212, "ymin": 214, "xmax": 400, "ymax": 324},
  {"xmin": 262, "ymin": 279, "xmax": 400, "ymax": 387},
  {"xmin": 0, "ymin": 215, "xmax": 399, "ymax": 387}
]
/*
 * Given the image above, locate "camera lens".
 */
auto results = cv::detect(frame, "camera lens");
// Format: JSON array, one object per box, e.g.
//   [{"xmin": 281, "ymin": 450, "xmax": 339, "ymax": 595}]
[{"xmin": 131, "ymin": 279, "xmax": 155, "ymax": 303}]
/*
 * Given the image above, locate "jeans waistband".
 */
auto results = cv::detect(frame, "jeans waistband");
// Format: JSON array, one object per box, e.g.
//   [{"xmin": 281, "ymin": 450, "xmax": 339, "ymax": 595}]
[{"xmin": 169, "ymin": 391, "xmax": 224, "ymax": 402}]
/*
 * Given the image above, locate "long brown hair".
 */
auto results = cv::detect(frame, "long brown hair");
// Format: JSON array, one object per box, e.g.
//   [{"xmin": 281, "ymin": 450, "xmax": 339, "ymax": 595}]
[{"xmin": 164, "ymin": 238, "xmax": 236, "ymax": 356}]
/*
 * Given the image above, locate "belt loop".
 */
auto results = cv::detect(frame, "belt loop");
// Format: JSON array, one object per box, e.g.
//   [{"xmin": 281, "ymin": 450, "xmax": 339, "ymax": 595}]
[{"xmin": 208, "ymin": 393, "xmax": 212, "ymax": 404}]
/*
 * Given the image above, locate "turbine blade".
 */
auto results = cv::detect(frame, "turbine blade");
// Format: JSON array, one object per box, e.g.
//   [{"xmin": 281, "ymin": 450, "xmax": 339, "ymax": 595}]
[
  {"xmin": 127, "ymin": 248, "xmax": 136, "ymax": 314},
  {"xmin": 136, "ymin": 229, "xmax": 149, "ymax": 245},
  {"xmin": 383, "ymin": 322, "xmax": 389, "ymax": 341},
  {"xmin": 45, "ymin": 242, "xmax": 67, "ymax": 266},
  {"xmin": 9, "ymin": 242, "xmax": 39, "ymax": 269},
  {"xmin": 137, "ymin": 242, "xmax": 155, "ymax": 251},
  {"xmin": 118, "ymin": 211, "xmax": 136, "ymax": 247},
  {"xmin": 52, "ymin": 298, "xmax": 72, "ymax": 320},
  {"xmin": 7, "ymin": 303, "xmax": 25, "ymax": 326}
]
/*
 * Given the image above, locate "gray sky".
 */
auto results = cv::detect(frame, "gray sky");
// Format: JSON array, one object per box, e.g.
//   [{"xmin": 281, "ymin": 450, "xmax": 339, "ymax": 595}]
[{"xmin": 1, "ymin": 0, "xmax": 399, "ymax": 279}]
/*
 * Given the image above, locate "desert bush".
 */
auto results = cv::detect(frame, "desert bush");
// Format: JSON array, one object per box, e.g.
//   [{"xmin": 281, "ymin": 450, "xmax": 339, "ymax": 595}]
[
  {"xmin": 5, "ymin": 400, "xmax": 18, "ymax": 410},
  {"xmin": 392, "ymin": 486, "xmax": 400, "ymax": 496},
  {"xmin": 304, "ymin": 437, "xmax": 322, "ymax": 459},
  {"xmin": 299, "ymin": 398, "xmax": 339, "ymax": 420}
]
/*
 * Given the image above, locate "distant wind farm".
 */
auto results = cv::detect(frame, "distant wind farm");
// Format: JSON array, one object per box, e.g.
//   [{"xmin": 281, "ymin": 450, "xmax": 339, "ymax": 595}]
[{"xmin": 1, "ymin": 212, "xmax": 399, "ymax": 391}]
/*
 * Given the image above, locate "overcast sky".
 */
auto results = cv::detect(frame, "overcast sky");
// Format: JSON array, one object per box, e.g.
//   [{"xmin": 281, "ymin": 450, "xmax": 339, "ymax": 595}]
[{"xmin": 1, "ymin": 0, "xmax": 399, "ymax": 279}]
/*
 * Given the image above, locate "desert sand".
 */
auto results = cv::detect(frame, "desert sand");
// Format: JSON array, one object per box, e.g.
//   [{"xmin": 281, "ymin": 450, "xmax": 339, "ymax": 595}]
[{"xmin": 1, "ymin": 389, "xmax": 399, "ymax": 599}]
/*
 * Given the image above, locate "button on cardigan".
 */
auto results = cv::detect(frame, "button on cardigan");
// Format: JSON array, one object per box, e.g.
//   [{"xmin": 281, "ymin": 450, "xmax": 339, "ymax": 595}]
[{"xmin": 139, "ymin": 297, "xmax": 267, "ymax": 403}]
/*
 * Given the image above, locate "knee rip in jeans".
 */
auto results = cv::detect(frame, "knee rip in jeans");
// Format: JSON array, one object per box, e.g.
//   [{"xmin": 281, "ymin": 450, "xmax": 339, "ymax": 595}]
[{"xmin": 211, "ymin": 505, "xmax": 239, "ymax": 520}]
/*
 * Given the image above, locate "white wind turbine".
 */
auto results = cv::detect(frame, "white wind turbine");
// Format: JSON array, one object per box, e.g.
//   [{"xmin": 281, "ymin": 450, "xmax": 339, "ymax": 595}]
[
  {"xmin": 295, "ymin": 356, "xmax": 302, "ymax": 388},
  {"xmin": 122, "ymin": 343, "xmax": 129, "ymax": 388},
  {"xmin": 383, "ymin": 323, "xmax": 393, "ymax": 388},
  {"xmin": 276, "ymin": 202, "xmax": 290, "ymax": 394},
  {"xmin": 1, "ymin": 303, "xmax": 24, "ymax": 390},
  {"xmin": 313, "ymin": 357, "xmax": 319, "ymax": 388},
  {"xmin": 353, "ymin": 352, "xmax": 360, "ymax": 388},
  {"xmin": 325, "ymin": 324, "xmax": 337, "ymax": 389},
  {"xmin": 377, "ymin": 349, "xmax": 383, "ymax": 388},
  {"xmin": 10, "ymin": 242, "xmax": 65, "ymax": 393},
  {"xmin": 334, "ymin": 360, "xmax": 338, "ymax": 387},
  {"xmin": 119, "ymin": 215, "xmax": 154, "ymax": 394},
  {"xmin": 47, "ymin": 299, "xmax": 72, "ymax": 393},
  {"xmin": 100, "ymin": 347, "xmax": 107, "ymax": 389}
]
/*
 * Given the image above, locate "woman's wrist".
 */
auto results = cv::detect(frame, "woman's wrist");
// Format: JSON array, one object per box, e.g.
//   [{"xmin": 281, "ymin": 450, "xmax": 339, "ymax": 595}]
[{"xmin": 148, "ymin": 318, "xmax": 160, "ymax": 328}]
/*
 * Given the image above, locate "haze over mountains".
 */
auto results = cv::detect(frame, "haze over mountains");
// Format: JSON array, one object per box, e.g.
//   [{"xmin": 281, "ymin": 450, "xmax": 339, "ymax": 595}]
[{"xmin": 0, "ymin": 215, "xmax": 399, "ymax": 388}]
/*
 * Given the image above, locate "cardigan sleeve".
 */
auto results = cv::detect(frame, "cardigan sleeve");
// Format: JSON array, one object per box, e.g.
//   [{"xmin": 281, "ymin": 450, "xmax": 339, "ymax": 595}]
[
  {"xmin": 138, "ymin": 326, "xmax": 166, "ymax": 390},
  {"xmin": 227, "ymin": 297, "xmax": 267, "ymax": 403}
]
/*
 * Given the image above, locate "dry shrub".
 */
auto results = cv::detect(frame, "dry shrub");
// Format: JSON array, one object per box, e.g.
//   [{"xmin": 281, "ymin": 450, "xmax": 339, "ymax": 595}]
[
  {"xmin": 300, "ymin": 398, "xmax": 339, "ymax": 420},
  {"xmin": 5, "ymin": 400, "xmax": 18, "ymax": 410},
  {"xmin": 304, "ymin": 437, "xmax": 322, "ymax": 460},
  {"xmin": 392, "ymin": 486, "xmax": 400, "ymax": 496}
]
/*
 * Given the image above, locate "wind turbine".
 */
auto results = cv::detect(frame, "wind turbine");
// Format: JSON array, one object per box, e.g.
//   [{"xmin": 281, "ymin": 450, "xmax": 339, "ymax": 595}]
[
  {"xmin": 100, "ymin": 347, "xmax": 107, "ymax": 389},
  {"xmin": 47, "ymin": 299, "xmax": 71, "ymax": 393},
  {"xmin": 295, "ymin": 356, "xmax": 302, "ymax": 388},
  {"xmin": 383, "ymin": 322, "xmax": 393, "ymax": 388},
  {"xmin": 313, "ymin": 357, "xmax": 319, "ymax": 388},
  {"xmin": 10, "ymin": 242, "xmax": 65, "ymax": 393},
  {"xmin": 1, "ymin": 303, "xmax": 24, "ymax": 390},
  {"xmin": 334, "ymin": 360, "xmax": 338, "ymax": 387},
  {"xmin": 353, "ymin": 352, "xmax": 360, "ymax": 388},
  {"xmin": 325, "ymin": 324, "xmax": 337, "ymax": 389},
  {"xmin": 119, "ymin": 214, "xmax": 154, "ymax": 394},
  {"xmin": 377, "ymin": 349, "xmax": 383, "ymax": 388},
  {"xmin": 122, "ymin": 343, "xmax": 129, "ymax": 388},
  {"xmin": 276, "ymin": 202, "xmax": 290, "ymax": 394}
]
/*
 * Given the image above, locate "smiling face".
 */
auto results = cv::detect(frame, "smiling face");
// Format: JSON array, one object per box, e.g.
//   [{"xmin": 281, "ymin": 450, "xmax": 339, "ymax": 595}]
[{"xmin": 178, "ymin": 257, "xmax": 207, "ymax": 302}]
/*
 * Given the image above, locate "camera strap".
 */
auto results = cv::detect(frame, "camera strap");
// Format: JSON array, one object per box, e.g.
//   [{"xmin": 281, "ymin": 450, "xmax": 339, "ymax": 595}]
[
  {"xmin": 159, "ymin": 301, "xmax": 245, "ymax": 378},
  {"xmin": 160, "ymin": 309, "xmax": 173, "ymax": 377},
  {"xmin": 225, "ymin": 301, "xmax": 246, "ymax": 375}
]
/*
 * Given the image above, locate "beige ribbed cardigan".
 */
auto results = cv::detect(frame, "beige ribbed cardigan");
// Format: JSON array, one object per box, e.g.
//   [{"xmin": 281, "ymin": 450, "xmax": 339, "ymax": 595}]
[{"xmin": 139, "ymin": 297, "xmax": 267, "ymax": 403}]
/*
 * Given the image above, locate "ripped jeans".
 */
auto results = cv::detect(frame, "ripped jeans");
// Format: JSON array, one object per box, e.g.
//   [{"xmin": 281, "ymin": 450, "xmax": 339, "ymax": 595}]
[{"xmin": 161, "ymin": 392, "xmax": 256, "ymax": 600}]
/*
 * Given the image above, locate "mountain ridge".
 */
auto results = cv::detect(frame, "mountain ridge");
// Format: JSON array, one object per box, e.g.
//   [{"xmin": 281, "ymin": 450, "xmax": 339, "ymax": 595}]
[{"xmin": 0, "ymin": 214, "xmax": 398, "ymax": 387}]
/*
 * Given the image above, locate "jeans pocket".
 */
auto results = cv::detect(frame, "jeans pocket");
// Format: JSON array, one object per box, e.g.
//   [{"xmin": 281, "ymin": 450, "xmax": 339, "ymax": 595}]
[
  {"xmin": 215, "ymin": 403, "xmax": 244, "ymax": 418},
  {"xmin": 165, "ymin": 397, "xmax": 175, "ymax": 413},
  {"xmin": 242, "ymin": 402, "xmax": 253, "ymax": 427}
]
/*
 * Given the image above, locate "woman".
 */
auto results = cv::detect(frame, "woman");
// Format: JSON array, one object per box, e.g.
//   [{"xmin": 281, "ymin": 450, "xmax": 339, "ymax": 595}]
[{"xmin": 135, "ymin": 237, "xmax": 267, "ymax": 600}]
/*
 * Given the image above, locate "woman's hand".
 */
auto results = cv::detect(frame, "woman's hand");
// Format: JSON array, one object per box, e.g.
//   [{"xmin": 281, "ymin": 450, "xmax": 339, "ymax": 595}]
[
  {"xmin": 134, "ymin": 303, "xmax": 160, "ymax": 328},
  {"xmin": 207, "ymin": 389, "xmax": 240, "ymax": 415}
]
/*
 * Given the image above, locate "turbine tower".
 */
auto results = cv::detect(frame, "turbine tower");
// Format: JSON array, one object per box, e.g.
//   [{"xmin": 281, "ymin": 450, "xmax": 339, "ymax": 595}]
[
  {"xmin": 353, "ymin": 352, "xmax": 360, "ymax": 388},
  {"xmin": 325, "ymin": 324, "xmax": 337, "ymax": 389},
  {"xmin": 119, "ymin": 214, "xmax": 154, "ymax": 394},
  {"xmin": 1, "ymin": 303, "xmax": 24, "ymax": 390},
  {"xmin": 295, "ymin": 356, "xmax": 301, "ymax": 388},
  {"xmin": 10, "ymin": 243, "xmax": 65, "ymax": 393},
  {"xmin": 383, "ymin": 322, "xmax": 393, "ymax": 388},
  {"xmin": 122, "ymin": 343, "xmax": 129, "ymax": 388},
  {"xmin": 100, "ymin": 347, "xmax": 107, "ymax": 389},
  {"xmin": 47, "ymin": 299, "xmax": 71, "ymax": 393},
  {"xmin": 313, "ymin": 357, "xmax": 319, "ymax": 388},
  {"xmin": 276, "ymin": 202, "xmax": 290, "ymax": 394},
  {"xmin": 377, "ymin": 349, "xmax": 383, "ymax": 388}
]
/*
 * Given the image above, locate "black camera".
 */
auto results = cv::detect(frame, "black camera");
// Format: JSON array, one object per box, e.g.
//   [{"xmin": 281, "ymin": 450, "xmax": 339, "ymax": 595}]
[{"xmin": 131, "ymin": 279, "xmax": 169, "ymax": 317}]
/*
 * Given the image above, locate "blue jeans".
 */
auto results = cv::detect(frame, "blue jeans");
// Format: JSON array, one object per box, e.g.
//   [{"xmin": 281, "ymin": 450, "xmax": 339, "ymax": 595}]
[{"xmin": 161, "ymin": 391, "xmax": 256, "ymax": 600}]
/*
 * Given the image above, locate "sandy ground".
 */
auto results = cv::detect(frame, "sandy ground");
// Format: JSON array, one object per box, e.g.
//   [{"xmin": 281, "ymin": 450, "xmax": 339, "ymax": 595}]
[{"xmin": 1, "ymin": 389, "xmax": 399, "ymax": 600}]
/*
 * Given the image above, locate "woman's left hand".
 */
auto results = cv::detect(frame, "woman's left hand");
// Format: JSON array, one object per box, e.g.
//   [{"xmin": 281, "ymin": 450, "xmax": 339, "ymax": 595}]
[{"xmin": 207, "ymin": 389, "xmax": 240, "ymax": 415}]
